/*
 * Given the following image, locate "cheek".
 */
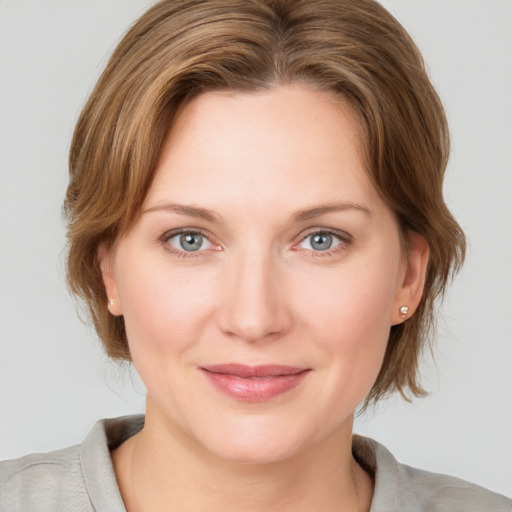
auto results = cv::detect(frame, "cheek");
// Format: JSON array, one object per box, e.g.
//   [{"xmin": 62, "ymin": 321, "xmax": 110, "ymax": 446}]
[
  {"xmin": 115, "ymin": 257, "xmax": 218, "ymax": 357},
  {"xmin": 300, "ymin": 260, "xmax": 398, "ymax": 340},
  {"xmin": 295, "ymin": 258, "xmax": 399, "ymax": 389}
]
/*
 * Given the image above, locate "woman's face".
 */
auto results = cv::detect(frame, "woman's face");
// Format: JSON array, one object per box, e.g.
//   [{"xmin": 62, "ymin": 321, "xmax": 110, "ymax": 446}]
[{"xmin": 102, "ymin": 84, "xmax": 426, "ymax": 463}]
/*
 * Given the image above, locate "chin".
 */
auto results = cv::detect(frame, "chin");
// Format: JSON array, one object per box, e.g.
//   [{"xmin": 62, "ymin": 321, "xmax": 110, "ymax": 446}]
[
  {"xmin": 194, "ymin": 415, "xmax": 319, "ymax": 465},
  {"xmin": 208, "ymin": 437, "xmax": 302, "ymax": 465}
]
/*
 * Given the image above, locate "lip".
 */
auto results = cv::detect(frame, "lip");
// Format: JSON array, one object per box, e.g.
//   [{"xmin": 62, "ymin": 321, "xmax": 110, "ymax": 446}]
[{"xmin": 200, "ymin": 364, "xmax": 311, "ymax": 402}]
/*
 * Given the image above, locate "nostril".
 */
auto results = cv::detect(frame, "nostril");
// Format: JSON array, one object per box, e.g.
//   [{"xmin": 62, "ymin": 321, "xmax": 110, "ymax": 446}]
[{"xmin": 217, "ymin": 302, "xmax": 292, "ymax": 342}]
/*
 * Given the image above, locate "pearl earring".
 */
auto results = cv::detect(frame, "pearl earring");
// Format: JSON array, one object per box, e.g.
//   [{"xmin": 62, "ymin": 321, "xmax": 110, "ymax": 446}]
[
  {"xmin": 399, "ymin": 306, "xmax": 409, "ymax": 318},
  {"xmin": 108, "ymin": 298, "xmax": 115, "ymax": 307}
]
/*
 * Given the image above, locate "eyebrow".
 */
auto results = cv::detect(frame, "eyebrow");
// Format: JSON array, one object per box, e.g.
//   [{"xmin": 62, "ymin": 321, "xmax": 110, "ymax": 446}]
[
  {"xmin": 290, "ymin": 202, "xmax": 373, "ymax": 222},
  {"xmin": 143, "ymin": 201, "xmax": 372, "ymax": 224},
  {"xmin": 142, "ymin": 203, "xmax": 221, "ymax": 223}
]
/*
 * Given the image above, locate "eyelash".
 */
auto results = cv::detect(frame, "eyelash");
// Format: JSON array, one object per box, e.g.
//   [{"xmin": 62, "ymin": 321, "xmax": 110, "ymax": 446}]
[
  {"xmin": 159, "ymin": 228, "xmax": 352, "ymax": 258},
  {"xmin": 159, "ymin": 229, "xmax": 216, "ymax": 259},
  {"xmin": 294, "ymin": 228, "xmax": 352, "ymax": 257}
]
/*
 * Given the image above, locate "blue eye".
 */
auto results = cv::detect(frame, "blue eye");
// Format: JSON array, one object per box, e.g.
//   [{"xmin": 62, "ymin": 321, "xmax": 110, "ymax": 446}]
[
  {"xmin": 299, "ymin": 232, "xmax": 343, "ymax": 251},
  {"xmin": 168, "ymin": 232, "xmax": 212, "ymax": 252}
]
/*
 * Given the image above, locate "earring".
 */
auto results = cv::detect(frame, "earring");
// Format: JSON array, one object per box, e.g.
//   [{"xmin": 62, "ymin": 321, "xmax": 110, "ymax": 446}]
[
  {"xmin": 108, "ymin": 298, "xmax": 115, "ymax": 308},
  {"xmin": 399, "ymin": 306, "xmax": 409, "ymax": 318}
]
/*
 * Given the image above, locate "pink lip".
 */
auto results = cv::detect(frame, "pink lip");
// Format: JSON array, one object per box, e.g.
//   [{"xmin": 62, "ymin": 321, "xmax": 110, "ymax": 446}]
[{"xmin": 200, "ymin": 364, "xmax": 310, "ymax": 402}]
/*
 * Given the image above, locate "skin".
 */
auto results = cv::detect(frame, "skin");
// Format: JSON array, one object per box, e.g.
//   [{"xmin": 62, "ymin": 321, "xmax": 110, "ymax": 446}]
[{"xmin": 102, "ymin": 84, "xmax": 428, "ymax": 511}]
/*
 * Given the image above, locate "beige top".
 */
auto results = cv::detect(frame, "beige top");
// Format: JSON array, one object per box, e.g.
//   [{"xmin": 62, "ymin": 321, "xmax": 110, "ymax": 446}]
[{"xmin": 1, "ymin": 415, "xmax": 510, "ymax": 511}]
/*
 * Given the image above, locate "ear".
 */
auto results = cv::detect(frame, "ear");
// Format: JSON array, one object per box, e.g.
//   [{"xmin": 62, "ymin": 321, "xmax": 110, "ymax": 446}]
[
  {"xmin": 98, "ymin": 244, "xmax": 123, "ymax": 316},
  {"xmin": 390, "ymin": 232, "xmax": 429, "ymax": 325}
]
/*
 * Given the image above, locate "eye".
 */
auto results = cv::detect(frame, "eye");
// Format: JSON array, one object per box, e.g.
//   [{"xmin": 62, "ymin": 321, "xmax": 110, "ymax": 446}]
[
  {"xmin": 167, "ymin": 231, "xmax": 213, "ymax": 252},
  {"xmin": 298, "ymin": 231, "xmax": 345, "ymax": 252}
]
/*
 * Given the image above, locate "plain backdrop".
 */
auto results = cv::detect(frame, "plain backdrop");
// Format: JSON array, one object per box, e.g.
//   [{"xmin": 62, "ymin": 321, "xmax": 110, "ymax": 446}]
[{"xmin": 1, "ymin": 0, "xmax": 511, "ymax": 498}]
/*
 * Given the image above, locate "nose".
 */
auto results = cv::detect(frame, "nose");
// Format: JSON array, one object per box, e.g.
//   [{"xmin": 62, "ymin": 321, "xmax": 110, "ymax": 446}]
[{"xmin": 217, "ymin": 248, "xmax": 292, "ymax": 342}]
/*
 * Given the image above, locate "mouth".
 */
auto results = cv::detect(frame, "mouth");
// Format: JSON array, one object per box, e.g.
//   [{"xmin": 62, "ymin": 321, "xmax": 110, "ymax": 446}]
[{"xmin": 200, "ymin": 364, "xmax": 311, "ymax": 402}]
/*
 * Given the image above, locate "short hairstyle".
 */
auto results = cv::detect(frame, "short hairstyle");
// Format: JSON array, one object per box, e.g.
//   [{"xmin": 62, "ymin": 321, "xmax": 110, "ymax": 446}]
[{"xmin": 65, "ymin": 0, "xmax": 466, "ymax": 406}]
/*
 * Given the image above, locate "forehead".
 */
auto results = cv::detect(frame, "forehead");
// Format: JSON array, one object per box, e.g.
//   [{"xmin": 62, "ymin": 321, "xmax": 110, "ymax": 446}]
[{"xmin": 144, "ymin": 84, "xmax": 378, "ymax": 218}]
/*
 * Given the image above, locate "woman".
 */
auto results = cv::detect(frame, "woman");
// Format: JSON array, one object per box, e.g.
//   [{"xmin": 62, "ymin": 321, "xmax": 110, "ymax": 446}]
[{"xmin": 1, "ymin": 0, "xmax": 510, "ymax": 510}]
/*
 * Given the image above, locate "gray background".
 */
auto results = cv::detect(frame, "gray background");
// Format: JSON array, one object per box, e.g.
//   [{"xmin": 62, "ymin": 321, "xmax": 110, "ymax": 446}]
[{"xmin": 1, "ymin": 0, "xmax": 511, "ymax": 497}]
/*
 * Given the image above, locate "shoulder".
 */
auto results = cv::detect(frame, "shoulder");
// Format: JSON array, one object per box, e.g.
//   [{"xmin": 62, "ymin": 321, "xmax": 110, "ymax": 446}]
[
  {"xmin": 0, "ymin": 444, "xmax": 92, "ymax": 511},
  {"xmin": 353, "ymin": 435, "xmax": 512, "ymax": 512},
  {"xmin": 402, "ymin": 463, "xmax": 512, "ymax": 512},
  {"xmin": 0, "ymin": 415, "xmax": 142, "ymax": 512}
]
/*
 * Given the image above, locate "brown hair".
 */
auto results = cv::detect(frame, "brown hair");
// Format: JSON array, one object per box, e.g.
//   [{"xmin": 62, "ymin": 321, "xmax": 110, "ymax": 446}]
[{"xmin": 65, "ymin": 0, "xmax": 465, "ymax": 405}]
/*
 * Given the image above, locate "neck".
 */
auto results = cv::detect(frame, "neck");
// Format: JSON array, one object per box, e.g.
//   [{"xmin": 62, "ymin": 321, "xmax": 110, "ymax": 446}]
[{"xmin": 112, "ymin": 401, "xmax": 372, "ymax": 512}]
